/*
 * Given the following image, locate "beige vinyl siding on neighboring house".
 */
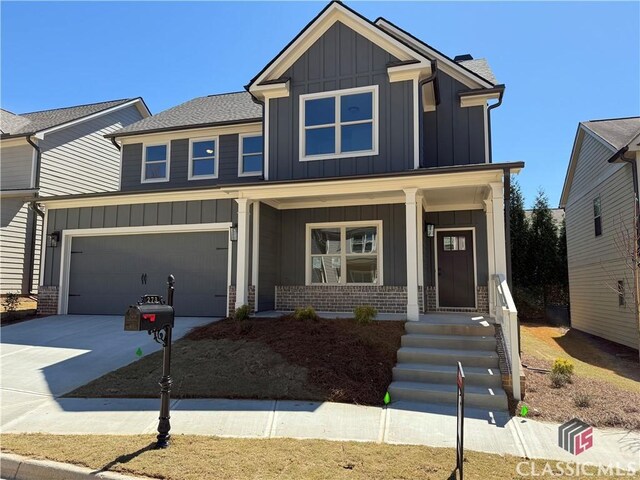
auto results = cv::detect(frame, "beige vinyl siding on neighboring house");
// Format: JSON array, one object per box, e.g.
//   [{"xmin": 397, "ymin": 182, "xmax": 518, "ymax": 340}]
[
  {"xmin": 565, "ymin": 132, "xmax": 639, "ymax": 349},
  {"xmin": 1, "ymin": 200, "xmax": 29, "ymax": 293},
  {"xmin": 1, "ymin": 144, "xmax": 34, "ymax": 190},
  {"xmin": 39, "ymin": 105, "xmax": 142, "ymax": 197}
]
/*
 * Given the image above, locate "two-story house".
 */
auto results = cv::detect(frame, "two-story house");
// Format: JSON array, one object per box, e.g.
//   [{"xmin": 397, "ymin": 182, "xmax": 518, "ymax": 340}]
[
  {"xmin": 0, "ymin": 99, "xmax": 150, "ymax": 297},
  {"xmin": 35, "ymin": 1, "xmax": 525, "ymax": 405},
  {"xmin": 560, "ymin": 117, "xmax": 640, "ymax": 352}
]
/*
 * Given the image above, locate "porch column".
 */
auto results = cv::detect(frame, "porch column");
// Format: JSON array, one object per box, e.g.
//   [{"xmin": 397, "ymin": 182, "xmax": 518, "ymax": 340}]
[
  {"xmin": 484, "ymin": 197, "xmax": 496, "ymax": 316},
  {"xmin": 490, "ymin": 182, "xmax": 508, "ymax": 277},
  {"xmin": 404, "ymin": 188, "xmax": 420, "ymax": 321},
  {"xmin": 235, "ymin": 198, "xmax": 251, "ymax": 309},
  {"xmin": 416, "ymin": 193, "xmax": 424, "ymax": 290}
]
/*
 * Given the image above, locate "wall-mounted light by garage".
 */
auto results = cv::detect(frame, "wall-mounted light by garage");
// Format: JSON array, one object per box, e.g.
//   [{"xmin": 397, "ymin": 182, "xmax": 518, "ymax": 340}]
[
  {"xmin": 230, "ymin": 225, "xmax": 238, "ymax": 242},
  {"xmin": 425, "ymin": 222, "xmax": 435, "ymax": 238},
  {"xmin": 46, "ymin": 231, "xmax": 61, "ymax": 248}
]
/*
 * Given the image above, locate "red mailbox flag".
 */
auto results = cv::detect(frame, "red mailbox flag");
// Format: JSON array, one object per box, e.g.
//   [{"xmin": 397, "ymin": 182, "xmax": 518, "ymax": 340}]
[{"xmin": 143, "ymin": 314, "xmax": 156, "ymax": 323}]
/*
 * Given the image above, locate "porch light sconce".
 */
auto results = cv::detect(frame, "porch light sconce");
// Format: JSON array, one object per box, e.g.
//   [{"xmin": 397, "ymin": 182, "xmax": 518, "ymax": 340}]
[
  {"xmin": 230, "ymin": 225, "xmax": 238, "ymax": 242},
  {"xmin": 47, "ymin": 231, "xmax": 60, "ymax": 248},
  {"xmin": 425, "ymin": 223, "xmax": 435, "ymax": 238}
]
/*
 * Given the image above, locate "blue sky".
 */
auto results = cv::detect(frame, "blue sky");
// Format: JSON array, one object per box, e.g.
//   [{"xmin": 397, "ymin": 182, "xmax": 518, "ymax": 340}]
[{"xmin": 2, "ymin": 1, "xmax": 638, "ymax": 207}]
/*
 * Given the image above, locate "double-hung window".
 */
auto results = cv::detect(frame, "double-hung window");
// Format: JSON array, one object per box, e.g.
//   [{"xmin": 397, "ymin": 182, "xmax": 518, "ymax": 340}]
[
  {"xmin": 239, "ymin": 134, "xmax": 263, "ymax": 176},
  {"xmin": 300, "ymin": 85, "xmax": 378, "ymax": 161},
  {"xmin": 142, "ymin": 144, "xmax": 169, "ymax": 183},
  {"xmin": 307, "ymin": 221, "xmax": 382, "ymax": 285},
  {"xmin": 189, "ymin": 138, "xmax": 218, "ymax": 180},
  {"xmin": 593, "ymin": 197, "xmax": 602, "ymax": 237}
]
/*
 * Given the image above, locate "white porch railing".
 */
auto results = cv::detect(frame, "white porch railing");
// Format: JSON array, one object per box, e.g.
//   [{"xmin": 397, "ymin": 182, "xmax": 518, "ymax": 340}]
[{"xmin": 492, "ymin": 273, "xmax": 521, "ymax": 400}]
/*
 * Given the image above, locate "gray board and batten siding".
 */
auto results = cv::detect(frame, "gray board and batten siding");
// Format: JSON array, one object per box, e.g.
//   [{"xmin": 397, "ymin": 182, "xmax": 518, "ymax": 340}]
[
  {"xmin": 267, "ymin": 21, "xmax": 414, "ymax": 181},
  {"xmin": 120, "ymin": 134, "xmax": 258, "ymax": 191},
  {"xmin": 41, "ymin": 199, "xmax": 258, "ymax": 298}
]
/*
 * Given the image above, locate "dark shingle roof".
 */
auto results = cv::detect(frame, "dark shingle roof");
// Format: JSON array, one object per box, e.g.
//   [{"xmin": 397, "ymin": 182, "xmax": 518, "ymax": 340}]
[
  {"xmin": 582, "ymin": 117, "xmax": 640, "ymax": 151},
  {"xmin": 457, "ymin": 59, "xmax": 497, "ymax": 85},
  {"xmin": 109, "ymin": 92, "xmax": 262, "ymax": 138},
  {"xmin": 0, "ymin": 99, "xmax": 135, "ymax": 138}
]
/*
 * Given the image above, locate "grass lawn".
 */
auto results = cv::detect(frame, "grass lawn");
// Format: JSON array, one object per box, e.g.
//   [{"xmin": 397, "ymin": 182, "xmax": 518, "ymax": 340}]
[
  {"xmin": 67, "ymin": 316, "xmax": 405, "ymax": 406},
  {"xmin": 1, "ymin": 434, "xmax": 624, "ymax": 480},
  {"xmin": 519, "ymin": 323, "xmax": 640, "ymax": 429}
]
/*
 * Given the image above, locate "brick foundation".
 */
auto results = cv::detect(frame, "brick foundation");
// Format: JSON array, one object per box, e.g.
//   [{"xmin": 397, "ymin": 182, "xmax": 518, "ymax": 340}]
[
  {"xmin": 275, "ymin": 285, "xmax": 424, "ymax": 314},
  {"xmin": 495, "ymin": 323, "xmax": 526, "ymax": 400},
  {"xmin": 228, "ymin": 285, "xmax": 255, "ymax": 316},
  {"xmin": 37, "ymin": 286, "xmax": 58, "ymax": 315},
  {"xmin": 424, "ymin": 285, "xmax": 489, "ymax": 314}
]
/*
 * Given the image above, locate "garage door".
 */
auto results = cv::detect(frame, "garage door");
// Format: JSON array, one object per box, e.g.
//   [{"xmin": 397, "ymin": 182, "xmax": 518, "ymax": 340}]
[{"xmin": 67, "ymin": 231, "xmax": 228, "ymax": 316}]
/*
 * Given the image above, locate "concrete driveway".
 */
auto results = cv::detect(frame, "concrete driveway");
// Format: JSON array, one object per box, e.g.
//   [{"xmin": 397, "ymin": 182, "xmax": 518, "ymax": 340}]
[{"xmin": 0, "ymin": 315, "xmax": 214, "ymax": 429}]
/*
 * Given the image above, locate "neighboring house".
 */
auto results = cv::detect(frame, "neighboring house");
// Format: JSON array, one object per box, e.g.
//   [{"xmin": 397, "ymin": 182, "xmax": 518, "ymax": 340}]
[
  {"xmin": 0, "ymin": 99, "xmax": 150, "ymax": 295},
  {"xmin": 560, "ymin": 117, "xmax": 640, "ymax": 351},
  {"xmin": 36, "ymin": 2, "xmax": 522, "ymax": 324}
]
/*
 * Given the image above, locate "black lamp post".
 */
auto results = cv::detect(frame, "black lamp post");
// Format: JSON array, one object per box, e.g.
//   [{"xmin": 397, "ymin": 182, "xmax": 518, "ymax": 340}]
[{"xmin": 154, "ymin": 274, "xmax": 175, "ymax": 448}]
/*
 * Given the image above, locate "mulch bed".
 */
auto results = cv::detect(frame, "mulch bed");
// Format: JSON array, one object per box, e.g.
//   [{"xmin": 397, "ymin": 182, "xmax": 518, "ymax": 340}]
[
  {"xmin": 519, "ymin": 353, "xmax": 640, "ymax": 430},
  {"xmin": 186, "ymin": 316, "xmax": 405, "ymax": 405}
]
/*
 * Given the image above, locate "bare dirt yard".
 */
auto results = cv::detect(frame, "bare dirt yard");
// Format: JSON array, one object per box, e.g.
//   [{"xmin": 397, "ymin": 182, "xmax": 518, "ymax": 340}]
[
  {"xmin": 68, "ymin": 316, "xmax": 405, "ymax": 406},
  {"xmin": 519, "ymin": 323, "xmax": 640, "ymax": 430}
]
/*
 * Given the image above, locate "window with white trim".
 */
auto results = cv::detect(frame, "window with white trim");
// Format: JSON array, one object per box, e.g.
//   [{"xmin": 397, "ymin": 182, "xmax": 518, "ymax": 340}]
[
  {"xmin": 300, "ymin": 86, "xmax": 378, "ymax": 161},
  {"xmin": 593, "ymin": 197, "xmax": 602, "ymax": 236},
  {"xmin": 142, "ymin": 144, "xmax": 169, "ymax": 182},
  {"xmin": 308, "ymin": 222, "xmax": 381, "ymax": 285},
  {"xmin": 189, "ymin": 138, "xmax": 217, "ymax": 180},
  {"xmin": 239, "ymin": 134, "xmax": 263, "ymax": 176}
]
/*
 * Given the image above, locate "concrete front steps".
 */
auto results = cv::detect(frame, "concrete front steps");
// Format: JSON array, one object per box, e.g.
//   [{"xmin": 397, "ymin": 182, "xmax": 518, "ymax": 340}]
[{"xmin": 389, "ymin": 315, "xmax": 509, "ymax": 412}]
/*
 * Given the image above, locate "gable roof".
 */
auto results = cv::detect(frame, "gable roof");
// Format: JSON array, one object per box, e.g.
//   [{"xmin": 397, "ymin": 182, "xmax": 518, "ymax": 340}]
[
  {"xmin": 457, "ymin": 59, "xmax": 497, "ymax": 85},
  {"xmin": 559, "ymin": 116, "xmax": 640, "ymax": 208},
  {"xmin": 0, "ymin": 98, "xmax": 149, "ymax": 139},
  {"xmin": 107, "ymin": 92, "xmax": 262, "ymax": 139},
  {"xmin": 247, "ymin": 1, "xmax": 430, "ymax": 92}
]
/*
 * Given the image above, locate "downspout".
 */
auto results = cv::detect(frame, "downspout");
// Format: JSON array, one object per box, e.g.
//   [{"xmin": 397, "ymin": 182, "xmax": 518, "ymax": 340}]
[
  {"xmin": 486, "ymin": 86, "xmax": 505, "ymax": 163},
  {"xmin": 245, "ymin": 86, "xmax": 266, "ymax": 180},
  {"xmin": 417, "ymin": 59, "xmax": 439, "ymax": 168},
  {"xmin": 110, "ymin": 136, "xmax": 121, "ymax": 151},
  {"xmin": 25, "ymin": 135, "xmax": 45, "ymax": 296}
]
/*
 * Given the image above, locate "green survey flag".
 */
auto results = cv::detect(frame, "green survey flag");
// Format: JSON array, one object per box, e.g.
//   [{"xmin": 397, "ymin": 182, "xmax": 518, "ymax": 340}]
[
  {"xmin": 520, "ymin": 404, "xmax": 528, "ymax": 417},
  {"xmin": 136, "ymin": 347, "xmax": 143, "ymax": 357},
  {"xmin": 384, "ymin": 391, "xmax": 391, "ymax": 405}
]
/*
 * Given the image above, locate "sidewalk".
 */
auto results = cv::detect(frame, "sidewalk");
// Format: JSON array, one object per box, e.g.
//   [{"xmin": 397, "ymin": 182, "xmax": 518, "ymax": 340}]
[{"xmin": 3, "ymin": 396, "xmax": 638, "ymax": 468}]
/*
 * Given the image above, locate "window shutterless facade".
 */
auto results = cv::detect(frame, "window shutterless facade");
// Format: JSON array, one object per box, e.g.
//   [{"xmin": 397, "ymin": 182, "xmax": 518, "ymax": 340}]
[
  {"xmin": 238, "ymin": 134, "xmax": 263, "ymax": 177},
  {"xmin": 593, "ymin": 197, "xmax": 602, "ymax": 237},
  {"xmin": 305, "ymin": 221, "xmax": 382, "ymax": 285},
  {"xmin": 299, "ymin": 85, "xmax": 378, "ymax": 161},
  {"xmin": 141, "ymin": 143, "xmax": 170, "ymax": 183},
  {"xmin": 188, "ymin": 137, "xmax": 218, "ymax": 180}
]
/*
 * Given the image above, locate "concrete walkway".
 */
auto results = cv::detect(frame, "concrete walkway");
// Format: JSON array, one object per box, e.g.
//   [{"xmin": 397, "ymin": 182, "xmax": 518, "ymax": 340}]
[{"xmin": 1, "ymin": 316, "xmax": 638, "ymax": 471}]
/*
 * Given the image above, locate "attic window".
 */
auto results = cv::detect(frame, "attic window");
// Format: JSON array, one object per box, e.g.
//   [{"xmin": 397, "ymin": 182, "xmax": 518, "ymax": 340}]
[{"xmin": 300, "ymin": 86, "xmax": 378, "ymax": 161}]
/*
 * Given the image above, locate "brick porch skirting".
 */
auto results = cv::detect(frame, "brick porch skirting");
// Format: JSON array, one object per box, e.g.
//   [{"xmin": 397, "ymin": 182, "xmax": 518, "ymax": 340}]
[
  {"xmin": 495, "ymin": 323, "xmax": 526, "ymax": 400},
  {"xmin": 424, "ymin": 285, "xmax": 489, "ymax": 314},
  {"xmin": 37, "ymin": 286, "xmax": 58, "ymax": 315},
  {"xmin": 275, "ymin": 285, "xmax": 424, "ymax": 314},
  {"xmin": 228, "ymin": 285, "xmax": 255, "ymax": 316}
]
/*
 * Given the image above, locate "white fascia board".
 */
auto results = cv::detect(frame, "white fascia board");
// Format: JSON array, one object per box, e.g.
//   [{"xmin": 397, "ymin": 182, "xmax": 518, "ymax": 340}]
[
  {"xmin": 249, "ymin": 80, "xmax": 290, "ymax": 100},
  {"xmin": 252, "ymin": 2, "xmax": 428, "ymax": 87},
  {"xmin": 0, "ymin": 188, "xmax": 39, "ymax": 198},
  {"xmin": 460, "ymin": 91, "xmax": 501, "ymax": 108},
  {"xmin": 387, "ymin": 62, "xmax": 432, "ymax": 83},
  {"xmin": 34, "ymin": 99, "xmax": 147, "ymax": 140},
  {"xmin": 0, "ymin": 137, "xmax": 30, "ymax": 147},
  {"xmin": 375, "ymin": 19, "xmax": 493, "ymax": 90}
]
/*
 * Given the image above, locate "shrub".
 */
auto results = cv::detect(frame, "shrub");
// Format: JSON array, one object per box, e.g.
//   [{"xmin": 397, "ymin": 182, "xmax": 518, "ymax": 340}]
[
  {"xmin": 233, "ymin": 304, "xmax": 251, "ymax": 322},
  {"xmin": 573, "ymin": 393, "xmax": 592, "ymax": 408},
  {"xmin": 552, "ymin": 358, "xmax": 574, "ymax": 378},
  {"xmin": 549, "ymin": 371, "xmax": 569, "ymax": 388},
  {"xmin": 2, "ymin": 293, "xmax": 20, "ymax": 313},
  {"xmin": 294, "ymin": 306, "xmax": 318, "ymax": 321},
  {"xmin": 354, "ymin": 305, "xmax": 377, "ymax": 325}
]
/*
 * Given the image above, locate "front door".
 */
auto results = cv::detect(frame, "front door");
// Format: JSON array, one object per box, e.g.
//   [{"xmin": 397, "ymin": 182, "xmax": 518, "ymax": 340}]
[{"xmin": 437, "ymin": 230, "xmax": 475, "ymax": 308}]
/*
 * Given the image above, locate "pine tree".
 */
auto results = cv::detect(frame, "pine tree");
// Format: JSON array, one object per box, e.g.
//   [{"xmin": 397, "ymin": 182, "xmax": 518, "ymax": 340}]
[
  {"xmin": 557, "ymin": 218, "xmax": 568, "ymax": 287},
  {"xmin": 528, "ymin": 189, "xmax": 559, "ymax": 298},
  {"xmin": 510, "ymin": 179, "xmax": 530, "ymax": 287}
]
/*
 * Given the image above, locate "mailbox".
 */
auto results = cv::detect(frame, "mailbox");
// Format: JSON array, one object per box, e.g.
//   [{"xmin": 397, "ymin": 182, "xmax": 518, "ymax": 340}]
[{"xmin": 125, "ymin": 303, "xmax": 175, "ymax": 332}]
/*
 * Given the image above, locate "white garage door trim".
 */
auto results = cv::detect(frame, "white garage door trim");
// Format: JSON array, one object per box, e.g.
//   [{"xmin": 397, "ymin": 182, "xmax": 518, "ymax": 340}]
[{"xmin": 58, "ymin": 222, "xmax": 233, "ymax": 315}]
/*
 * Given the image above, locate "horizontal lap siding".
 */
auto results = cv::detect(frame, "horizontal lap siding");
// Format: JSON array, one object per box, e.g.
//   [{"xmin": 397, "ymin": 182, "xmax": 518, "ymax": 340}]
[
  {"xmin": 269, "ymin": 21, "xmax": 413, "ymax": 181},
  {"xmin": 0, "ymin": 200, "xmax": 29, "ymax": 293},
  {"xmin": 565, "ymin": 132, "xmax": 638, "ymax": 349},
  {"xmin": 1, "ymin": 144, "xmax": 33, "ymax": 190},
  {"xmin": 277, "ymin": 204, "xmax": 406, "ymax": 286},
  {"xmin": 42, "ymin": 199, "xmax": 237, "ymax": 289},
  {"xmin": 39, "ymin": 105, "xmax": 144, "ymax": 197}
]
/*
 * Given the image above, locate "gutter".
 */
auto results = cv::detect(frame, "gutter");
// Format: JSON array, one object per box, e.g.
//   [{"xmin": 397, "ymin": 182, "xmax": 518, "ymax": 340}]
[
  {"xmin": 417, "ymin": 59, "xmax": 439, "ymax": 168},
  {"xmin": 25, "ymin": 136, "xmax": 45, "ymax": 296},
  {"xmin": 486, "ymin": 85, "xmax": 505, "ymax": 163}
]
